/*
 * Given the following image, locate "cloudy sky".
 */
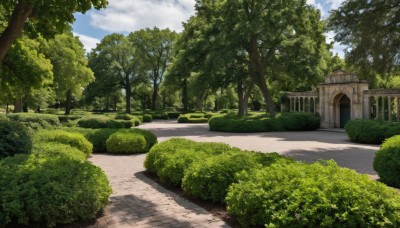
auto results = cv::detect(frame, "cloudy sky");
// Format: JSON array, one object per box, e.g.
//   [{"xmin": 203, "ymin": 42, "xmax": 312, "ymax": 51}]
[{"xmin": 72, "ymin": 0, "xmax": 346, "ymax": 56}]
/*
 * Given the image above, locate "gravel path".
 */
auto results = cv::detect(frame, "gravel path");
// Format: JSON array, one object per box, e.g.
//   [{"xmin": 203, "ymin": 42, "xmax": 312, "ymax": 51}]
[{"xmin": 89, "ymin": 120, "xmax": 379, "ymax": 227}]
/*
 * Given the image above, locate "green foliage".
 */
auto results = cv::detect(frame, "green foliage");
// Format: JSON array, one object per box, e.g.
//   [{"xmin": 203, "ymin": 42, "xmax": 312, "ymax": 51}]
[
  {"xmin": 182, "ymin": 152, "xmax": 290, "ymax": 203},
  {"xmin": 115, "ymin": 113, "xmax": 141, "ymax": 125},
  {"xmin": 34, "ymin": 130, "xmax": 92, "ymax": 157},
  {"xmin": 280, "ymin": 112, "xmax": 320, "ymax": 131},
  {"xmin": 345, "ymin": 119, "xmax": 400, "ymax": 144},
  {"xmin": 33, "ymin": 142, "xmax": 86, "ymax": 161},
  {"xmin": 150, "ymin": 112, "xmax": 169, "ymax": 120},
  {"xmin": 209, "ymin": 112, "xmax": 319, "ymax": 133},
  {"xmin": 58, "ymin": 115, "xmax": 83, "ymax": 123},
  {"xmin": 374, "ymin": 135, "xmax": 400, "ymax": 187},
  {"xmin": 6, "ymin": 113, "xmax": 61, "ymax": 131},
  {"xmin": 0, "ymin": 153, "xmax": 111, "ymax": 227},
  {"xmin": 143, "ymin": 114, "xmax": 153, "ymax": 122},
  {"xmin": 77, "ymin": 116, "xmax": 133, "ymax": 129},
  {"xmin": 166, "ymin": 112, "xmax": 181, "ymax": 119},
  {"xmin": 0, "ymin": 121, "xmax": 32, "ymax": 158},
  {"xmin": 178, "ymin": 113, "xmax": 214, "ymax": 123},
  {"xmin": 226, "ymin": 161, "xmax": 400, "ymax": 227},
  {"xmin": 106, "ymin": 132, "xmax": 146, "ymax": 154}
]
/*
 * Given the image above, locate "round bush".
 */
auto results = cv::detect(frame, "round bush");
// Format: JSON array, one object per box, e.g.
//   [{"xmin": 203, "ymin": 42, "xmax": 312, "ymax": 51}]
[
  {"xmin": 106, "ymin": 132, "xmax": 146, "ymax": 154},
  {"xmin": 226, "ymin": 160, "xmax": 400, "ymax": 227},
  {"xmin": 33, "ymin": 142, "xmax": 87, "ymax": 161},
  {"xmin": 0, "ymin": 154, "xmax": 111, "ymax": 227},
  {"xmin": 374, "ymin": 135, "xmax": 400, "ymax": 187},
  {"xmin": 178, "ymin": 115, "xmax": 189, "ymax": 123},
  {"xmin": 0, "ymin": 121, "xmax": 32, "ymax": 158},
  {"xmin": 35, "ymin": 130, "xmax": 93, "ymax": 157},
  {"xmin": 143, "ymin": 114, "xmax": 153, "ymax": 122}
]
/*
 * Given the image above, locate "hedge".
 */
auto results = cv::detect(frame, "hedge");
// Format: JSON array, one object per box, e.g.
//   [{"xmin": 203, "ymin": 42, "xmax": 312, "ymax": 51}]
[
  {"xmin": 374, "ymin": 135, "xmax": 400, "ymax": 187},
  {"xmin": 106, "ymin": 132, "xmax": 146, "ymax": 154},
  {"xmin": 209, "ymin": 112, "xmax": 319, "ymax": 132},
  {"xmin": 166, "ymin": 112, "xmax": 181, "ymax": 119},
  {"xmin": 178, "ymin": 113, "xmax": 214, "ymax": 123},
  {"xmin": 0, "ymin": 121, "xmax": 32, "ymax": 158},
  {"xmin": 6, "ymin": 113, "xmax": 61, "ymax": 131},
  {"xmin": 345, "ymin": 119, "xmax": 400, "ymax": 144},
  {"xmin": 115, "ymin": 113, "xmax": 141, "ymax": 126},
  {"xmin": 150, "ymin": 112, "xmax": 169, "ymax": 120},
  {"xmin": 77, "ymin": 116, "xmax": 134, "ymax": 129},
  {"xmin": 63, "ymin": 127, "xmax": 157, "ymax": 153},
  {"xmin": 226, "ymin": 160, "xmax": 400, "ymax": 227},
  {"xmin": 33, "ymin": 142, "xmax": 87, "ymax": 161},
  {"xmin": 0, "ymin": 153, "xmax": 111, "ymax": 227}
]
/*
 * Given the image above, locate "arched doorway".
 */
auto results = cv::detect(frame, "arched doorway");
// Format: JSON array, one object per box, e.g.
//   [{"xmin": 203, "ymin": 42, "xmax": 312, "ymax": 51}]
[{"xmin": 339, "ymin": 95, "xmax": 351, "ymax": 128}]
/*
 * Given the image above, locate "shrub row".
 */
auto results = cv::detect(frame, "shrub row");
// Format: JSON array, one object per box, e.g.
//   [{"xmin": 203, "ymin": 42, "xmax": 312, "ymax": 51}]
[
  {"xmin": 6, "ymin": 113, "xmax": 61, "ymax": 131},
  {"xmin": 209, "ymin": 112, "xmax": 320, "ymax": 132},
  {"xmin": 345, "ymin": 119, "xmax": 400, "ymax": 144},
  {"xmin": 227, "ymin": 160, "xmax": 400, "ymax": 227},
  {"xmin": 64, "ymin": 127, "xmax": 157, "ymax": 154},
  {"xmin": 77, "ymin": 116, "xmax": 136, "ymax": 129},
  {"xmin": 144, "ymin": 139, "xmax": 291, "ymax": 203},
  {"xmin": 177, "ymin": 113, "xmax": 215, "ymax": 123}
]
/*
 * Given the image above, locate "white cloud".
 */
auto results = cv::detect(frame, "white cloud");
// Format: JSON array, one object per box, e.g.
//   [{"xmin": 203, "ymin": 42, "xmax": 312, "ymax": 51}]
[
  {"xmin": 89, "ymin": 0, "xmax": 196, "ymax": 33},
  {"xmin": 329, "ymin": 0, "xmax": 345, "ymax": 9},
  {"xmin": 73, "ymin": 32, "xmax": 100, "ymax": 53},
  {"xmin": 325, "ymin": 31, "xmax": 345, "ymax": 58}
]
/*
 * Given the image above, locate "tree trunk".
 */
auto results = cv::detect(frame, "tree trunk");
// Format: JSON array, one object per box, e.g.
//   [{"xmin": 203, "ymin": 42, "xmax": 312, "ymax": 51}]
[
  {"xmin": 35, "ymin": 106, "xmax": 41, "ymax": 113},
  {"xmin": 125, "ymin": 87, "xmax": 131, "ymax": 114},
  {"xmin": 182, "ymin": 78, "xmax": 189, "ymax": 112},
  {"xmin": 195, "ymin": 92, "xmax": 204, "ymax": 112},
  {"xmin": 6, "ymin": 103, "xmax": 9, "ymax": 114},
  {"xmin": 0, "ymin": 0, "xmax": 33, "ymax": 62},
  {"xmin": 14, "ymin": 99, "xmax": 23, "ymax": 113},
  {"xmin": 152, "ymin": 82, "xmax": 158, "ymax": 111},
  {"xmin": 65, "ymin": 89, "xmax": 72, "ymax": 115},
  {"xmin": 243, "ymin": 83, "xmax": 254, "ymax": 116},
  {"xmin": 247, "ymin": 35, "xmax": 275, "ymax": 117},
  {"xmin": 237, "ymin": 77, "xmax": 245, "ymax": 117}
]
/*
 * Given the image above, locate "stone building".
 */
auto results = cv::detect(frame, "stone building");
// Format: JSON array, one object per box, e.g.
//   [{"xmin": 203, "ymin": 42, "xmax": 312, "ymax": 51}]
[{"xmin": 285, "ymin": 71, "xmax": 400, "ymax": 128}]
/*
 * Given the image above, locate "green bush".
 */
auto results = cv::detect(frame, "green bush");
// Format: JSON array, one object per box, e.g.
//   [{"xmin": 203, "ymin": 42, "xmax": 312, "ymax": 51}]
[
  {"xmin": 0, "ymin": 121, "xmax": 33, "ymax": 158},
  {"xmin": 374, "ymin": 135, "xmax": 400, "ymax": 187},
  {"xmin": 42, "ymin": 108, "xmax": 61, "ymax": 115},
  {"xmin": 0, "ymin": 114, "xmax": 8, "ymax": 121},
  {"xmin": 177, "ymin": 115, "xmax": 189, "ymax": 123},
  {"xmin": 345, "ymin": 119, "xmax": 399, "ymax": 144},
  {"xmin": 34, "ymin": 130, "xmax": 93, "ymax": 157},
  {"xmin": 77, "ymin": 116, "xmax": 132, "ymax": 129},
  {"xmin": 0, "ymin": 154, "xmax": 111, "ymax": 227},
  {"xmin": 58, "ymin": 115, "xmax": 83, "ymax": 123},
  {"xmin": 106, "ymin": 132, "xmax": 146, "ymax": 154},
  {"xmin": 182, "ymin": 152, "xmax": 290, "ymax": 203},
  {"xmin": 151, "ymin": 112, "xmax": 169, "ymax": 120},
  {"xmin": 226, "ymin": 160, "xmax": 400, "ymax": 227},
  {"xmin": 209, "ymin": 112, "xmax": 319, "ymax": 133},
  {"xmin": 7, "ymin": 113, "xmax": 61, "ymax": 131},
  {"xmin": 143, "ymin": 114, "xmax": 153, "ymax": 122},
  {"xmin": 166, "ymin": 112, "xmax": 181, "ymax": 119},
  {"xmin": 33, "ymin": 142, "xmax": 87, "ymax": 161},
  {"xmin": 115, "ymin": 113, "xmax": 141, "ymax": 126}
]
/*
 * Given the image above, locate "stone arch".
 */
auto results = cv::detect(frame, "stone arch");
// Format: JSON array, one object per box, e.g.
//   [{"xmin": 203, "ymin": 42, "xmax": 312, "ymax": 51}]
[{"xmin": 332, "ymin": 93, "xmax": 351, "ymax": 128}]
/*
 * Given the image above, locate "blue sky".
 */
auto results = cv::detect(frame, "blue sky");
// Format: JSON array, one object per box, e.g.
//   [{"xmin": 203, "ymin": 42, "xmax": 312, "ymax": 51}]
[{"xmin": 72, "ymin": 0, "xmax": 346, "ymax": 56}]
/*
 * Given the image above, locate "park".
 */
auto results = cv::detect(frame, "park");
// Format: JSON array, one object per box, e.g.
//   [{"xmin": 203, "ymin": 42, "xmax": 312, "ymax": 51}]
[{"xmin": 1, "ymin": 0, "xmax": 400, "ymax": 227}]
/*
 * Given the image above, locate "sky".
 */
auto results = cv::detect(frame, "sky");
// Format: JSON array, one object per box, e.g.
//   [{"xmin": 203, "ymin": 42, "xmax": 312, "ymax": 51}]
[{"xmin": 72, "ymin": 0, "xmax": 346, "ymax": 56}]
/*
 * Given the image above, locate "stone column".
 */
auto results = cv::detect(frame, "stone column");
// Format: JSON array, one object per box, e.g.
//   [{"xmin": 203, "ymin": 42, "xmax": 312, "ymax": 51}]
[
  {"xmin": 363, "ymin": 95, "xmax": 370, "ymax": 119},
  {"xmin": 375, "ymin": 96, "xmax": 380, "ymax": 120},
  {"xmin": 313, "ymin": 97, "xmax": 317, "ymax": 114},
  {"xmin": 308, "ymin": 98, "xmax": 311, "ymax": 113}
]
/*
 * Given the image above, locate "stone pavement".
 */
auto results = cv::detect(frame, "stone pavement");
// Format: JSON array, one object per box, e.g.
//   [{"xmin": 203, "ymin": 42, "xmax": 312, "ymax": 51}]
[
  {"xmin": 88, "ymin": 120, "xmax": 380, "ymax": 227},
  {"xmin": 89, "ymin": 153, "xmax": 229, "ymax": 228}
]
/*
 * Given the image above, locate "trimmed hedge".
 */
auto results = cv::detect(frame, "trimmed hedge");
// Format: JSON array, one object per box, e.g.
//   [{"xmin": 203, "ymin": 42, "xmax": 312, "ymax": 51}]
[
  {"xmin": 6, "ymin": 113, "xmax": 61, "ymax": 131},
  {"xmin": 182, "ymin": 152, "xmax": 291, "ymax": 203},
  {"xmin": 115, "ymin": 113, "xmax": 141, "ymax": 126},
  {"xmin": 106, "ymin": 132, "xmax": 146, "ymax": 154},
  {"xmin": 34, "ymin": 130, "xmax": 93, "ymax": 157},
  {"xmin": 0, "ymin": 153, "xmax": 111, "ymax": 227},
  {"xmin": 77, "ymin": 116, "xmax": 134, "ymax": 129},
  {"xmin": 345, "ymin": 119, "xmax": 400, "ymax": 144},
  {"xmin": 33, "ymin": 142, "xmax": 87, "ymax": 161},
  {"xmin": 150, "ymin": 112, "xmax": 169, "ymax": 120},
  {"xmin": 209, "ymin": 112, "xmax": 319, "ymax": 132},
  {"xmin": 63, "ymin": 128, "xmax": 157, "ymax": 153},
  {"xmin": 0, "ymin": 121, "xmax": 33, "ymax": 158},
  {"xmin": 226, "ymin": 160, "xmax": 400, "ymax": 227},
  {"xmin": 143, "ymin": 114, "xmax": 153, "ymax": 122},
  {"xmin": 374, "ymin": 135, "xmax": 400, "ymax": 187},
  {"xmin": 178, "ymin": 113, "xmax": 213, "ymax": 123}
]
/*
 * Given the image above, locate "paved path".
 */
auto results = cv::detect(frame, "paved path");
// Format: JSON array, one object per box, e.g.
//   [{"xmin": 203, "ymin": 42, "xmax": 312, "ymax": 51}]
[{"xmin": 89, "ymin": 120, "xmax": 379, "ymax": 227}]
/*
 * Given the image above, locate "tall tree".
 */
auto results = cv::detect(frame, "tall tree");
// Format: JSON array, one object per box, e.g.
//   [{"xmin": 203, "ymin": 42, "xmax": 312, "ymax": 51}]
[
  {"xmin": 129, "ymin": 28, "xmax": 177, "ymax": 111},
  {"xmin": 89, "ymin": 34, "xmax": 143, "ymax": 113},
  {"xmin": 0, "ymin": 0, "xmax": 107, "ymax": 62},
  {"xmin": 0, "ymin": 36, "xmax": 53, "ymax": 112},
  {"xmin": 42, "ymin": 31, "xmax": 94, "ymax": 115},
  {"xmin": 328, "ymin": 0, "xmax": 400, "ymax": 78}
]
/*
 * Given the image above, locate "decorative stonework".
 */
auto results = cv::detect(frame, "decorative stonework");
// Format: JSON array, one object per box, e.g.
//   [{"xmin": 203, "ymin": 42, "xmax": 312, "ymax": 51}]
[{"xmin": 284, "ymin": 71, "xmax": 400, "ymax": 128}]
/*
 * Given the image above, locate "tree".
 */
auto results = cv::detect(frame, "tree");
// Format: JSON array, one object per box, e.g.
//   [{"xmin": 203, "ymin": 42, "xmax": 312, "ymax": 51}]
[
  {"xmin": 129, "ymin": 28, "xmax": 178, "ymax": 111},
  {"xmin": 42, "ymin": 31, "xmax": 94, "ymax": 115},
  {"xmin": 89, "ymin": 34, "xmax": 144, "ymax": 114},
  {"xmin": 328, "ymin": 0, "xmax": 400, "ymax": 79},
  {"xmin": 0, "ymin": 36, "xmax": 53, "ymax": 112},
  {"xmin": 0, "ymin": 0, "xmax": 107, "ymax": 62}
]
